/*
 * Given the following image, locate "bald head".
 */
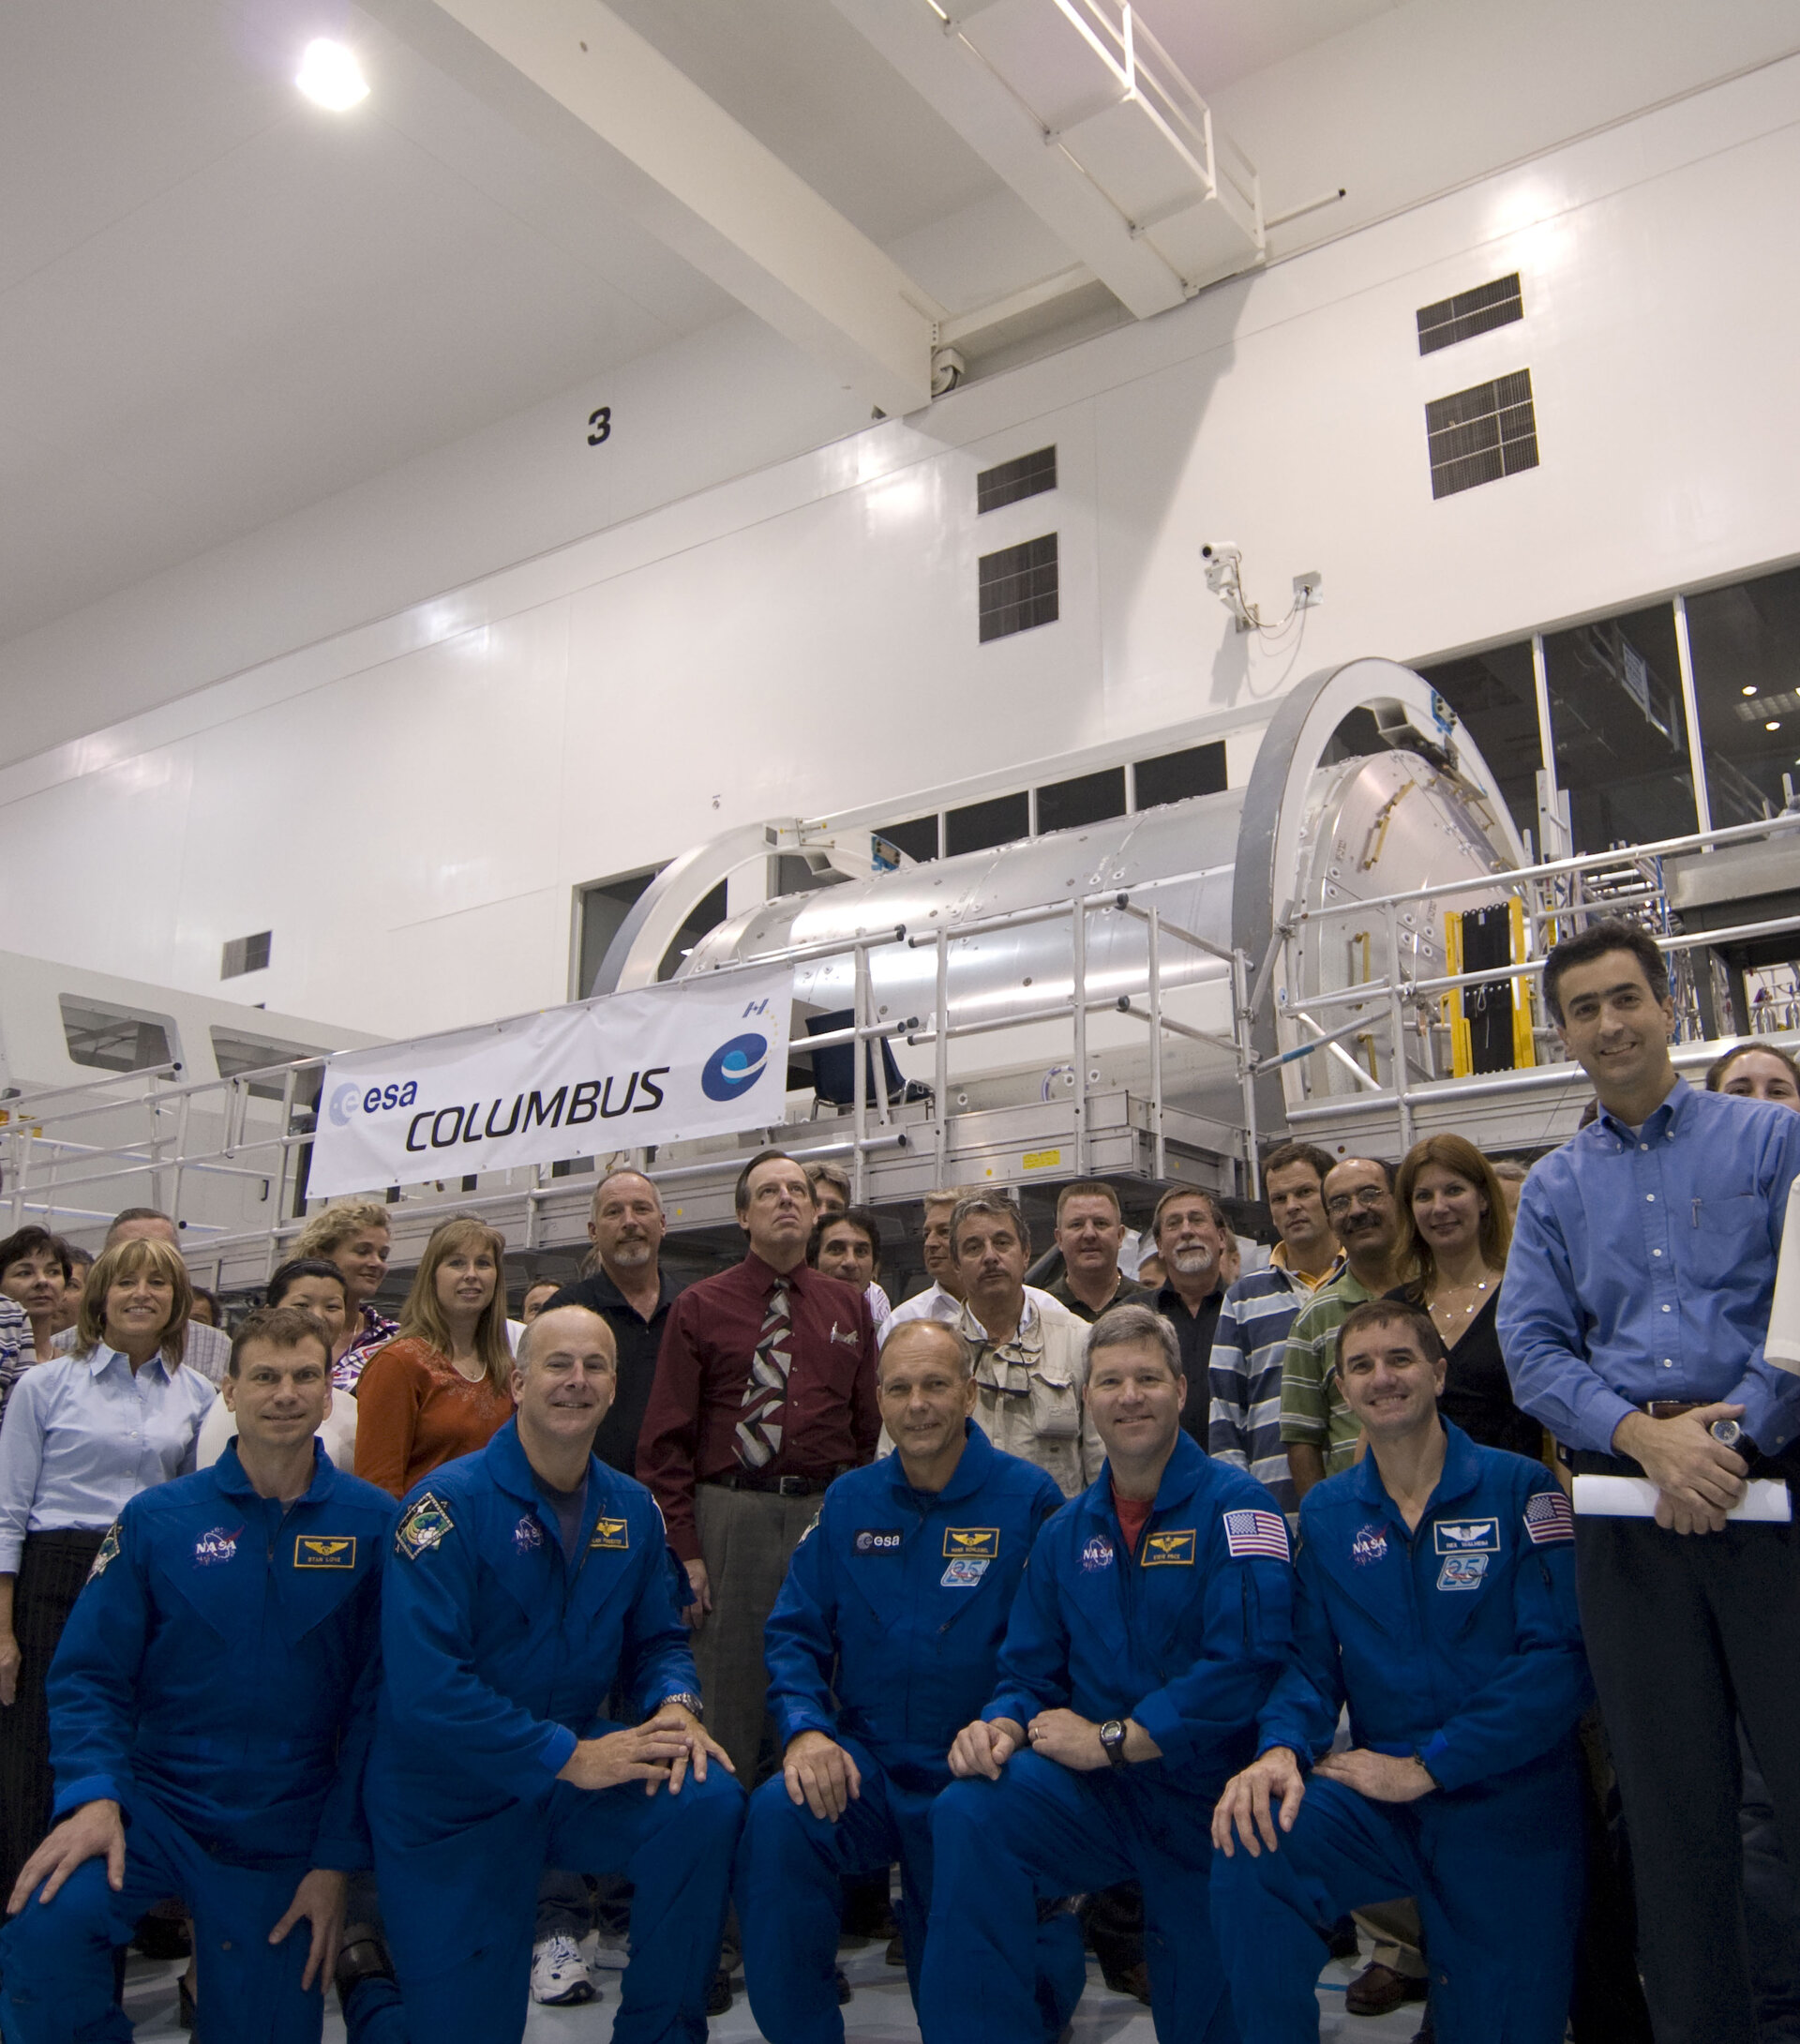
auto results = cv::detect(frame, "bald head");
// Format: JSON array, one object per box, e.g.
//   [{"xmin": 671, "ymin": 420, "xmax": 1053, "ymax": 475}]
[
  {"xmin": 878, "ymin": 1317, "xmax": 970, "ymax": 1382},
  {"xmin": 517, "ymin": 1302, "xmax": 616, "ymax": 1375}
]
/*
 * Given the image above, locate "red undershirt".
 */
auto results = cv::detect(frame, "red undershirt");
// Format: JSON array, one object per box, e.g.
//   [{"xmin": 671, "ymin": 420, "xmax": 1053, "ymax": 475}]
[{"xmin": 1113, "ymin": 1486, "xmax": 1154, "ymax": 1556}]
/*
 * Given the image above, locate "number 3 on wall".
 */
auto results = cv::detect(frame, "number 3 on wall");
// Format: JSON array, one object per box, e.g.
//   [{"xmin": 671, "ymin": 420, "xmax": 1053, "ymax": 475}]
[{"xmin": 587, "ymin": 406, "xmax": 611, "ymax": 446}]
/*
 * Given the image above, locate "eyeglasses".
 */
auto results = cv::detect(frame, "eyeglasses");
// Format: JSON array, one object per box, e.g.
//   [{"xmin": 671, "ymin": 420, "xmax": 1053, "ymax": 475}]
[{"xmin": 1325, "ymin": 1189, "xmax": 1390, "ymax": 1218}]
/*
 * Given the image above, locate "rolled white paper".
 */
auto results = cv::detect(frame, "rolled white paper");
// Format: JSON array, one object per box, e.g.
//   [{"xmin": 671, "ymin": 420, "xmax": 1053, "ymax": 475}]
[{"xmin": 1572, "ymin": 1474, "xmax": 1792, "ymax": 1523}]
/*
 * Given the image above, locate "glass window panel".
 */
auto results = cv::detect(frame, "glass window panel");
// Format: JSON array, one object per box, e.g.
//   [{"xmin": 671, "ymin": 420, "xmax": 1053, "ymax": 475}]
[
  {"xmin": 1543, "ymin": 603, "xmax": 1698, "ymax": 852},
  {"xmin": 1414, "ymin": 640, "xmax": 1541, "ymax": 848},
  {"xmin": 1682, "ymin": 565, "xmax": 1800, "ymax": 826}
]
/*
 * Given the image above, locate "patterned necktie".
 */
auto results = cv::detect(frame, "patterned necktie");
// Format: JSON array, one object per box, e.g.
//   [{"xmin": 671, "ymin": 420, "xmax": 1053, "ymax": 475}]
[{"xmin": 735, "ymin": 1278, "xmax": 792, "ymax": 1470}]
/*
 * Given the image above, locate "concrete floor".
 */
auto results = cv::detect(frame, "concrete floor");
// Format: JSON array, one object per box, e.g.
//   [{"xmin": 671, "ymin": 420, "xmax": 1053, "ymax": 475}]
[{"xmin": 121, "ymin": 1931, "xmax": 1429, "ymax": 2041}]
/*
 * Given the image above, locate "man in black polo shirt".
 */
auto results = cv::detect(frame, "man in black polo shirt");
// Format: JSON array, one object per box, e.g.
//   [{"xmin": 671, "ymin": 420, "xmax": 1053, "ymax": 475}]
[
  {"xmin": 1148, "ymin": 1186, "xmax": 1230, "ymax": 1440},
  {"xmin": 1043, "ymin": 1180, "xmax": 1151, "ymax": 1325},
  {"xmin": 546, "ymin": 1168, "xmax": 677, "ymax": 1479}
]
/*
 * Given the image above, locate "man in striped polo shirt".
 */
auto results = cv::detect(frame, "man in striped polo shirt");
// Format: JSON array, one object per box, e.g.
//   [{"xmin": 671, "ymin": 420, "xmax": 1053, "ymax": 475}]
[{"xmin": 1208, "ymin": 1142, "xmax": 1342, "ymax": 1515}]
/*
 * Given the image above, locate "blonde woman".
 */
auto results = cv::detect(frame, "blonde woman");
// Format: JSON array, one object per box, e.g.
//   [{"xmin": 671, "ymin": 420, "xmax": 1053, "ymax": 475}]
[
  {"xmin": 294, "ymin": 1200, "xmax": 398, "ymax": 1387},
  {"xmin": 0, "ymin": 1237, "xmax": 214, "ymax": 1900},
  {"xmin": 1388, "ymin": 1133, "xmax": 1537, "ymax": 1460},
  {"xmin": 352, "ymin": 1216, "xmax": 514, "ymax": 1497}
]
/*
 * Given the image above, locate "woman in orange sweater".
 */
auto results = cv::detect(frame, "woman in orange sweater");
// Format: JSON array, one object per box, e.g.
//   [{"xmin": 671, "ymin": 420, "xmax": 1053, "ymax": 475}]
[{"xmin": 353, "ymin": 1215, "xmax": 516, "ymax": 1497}]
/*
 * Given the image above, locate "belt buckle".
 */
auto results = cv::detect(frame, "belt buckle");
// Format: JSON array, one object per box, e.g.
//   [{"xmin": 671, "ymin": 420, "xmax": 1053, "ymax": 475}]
[{"xmin": 776, "ymin": 1476, "xmax": 806, "ymax": 1497}]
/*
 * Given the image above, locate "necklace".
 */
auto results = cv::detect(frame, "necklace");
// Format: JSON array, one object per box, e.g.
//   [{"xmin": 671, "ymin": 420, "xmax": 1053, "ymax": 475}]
[{"xmin": 1431, "ymin": 1276, "xmax": 1492, "ymax": 1320}]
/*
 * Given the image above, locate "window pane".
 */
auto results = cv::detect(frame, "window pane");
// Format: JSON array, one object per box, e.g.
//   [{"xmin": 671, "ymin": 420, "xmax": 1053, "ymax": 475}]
[
  {"xmin": 1543, "ymin": 603, "xmax": 1698, "ymax": 851},
  {"xmin": 1683, "ymin": 566, "xmax": 1800, "ymax": 826},
  {"xmin": 1415, "ymin": 640, "xmax": 1540, "ymax": 848}
]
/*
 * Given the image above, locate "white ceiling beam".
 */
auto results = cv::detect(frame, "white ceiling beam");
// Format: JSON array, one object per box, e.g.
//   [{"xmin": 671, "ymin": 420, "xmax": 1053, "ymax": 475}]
[
  {"xmin": 829, "ymin": 0, "xmax": 1188, "ymax": 319},
  {"xmin": 362, "ymin": 0, "xmax": 942, "ymax": 415}
]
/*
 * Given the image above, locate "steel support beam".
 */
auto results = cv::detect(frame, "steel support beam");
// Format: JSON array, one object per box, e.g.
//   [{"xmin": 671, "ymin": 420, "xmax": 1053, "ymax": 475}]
[{"xmin": 366, "ymin": 0, "xmax": 941, "ymax": 414}]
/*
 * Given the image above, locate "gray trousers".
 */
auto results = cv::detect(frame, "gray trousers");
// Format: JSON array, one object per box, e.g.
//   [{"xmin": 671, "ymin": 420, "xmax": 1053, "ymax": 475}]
[{"xmin": 692, "ymin": 1483, "xmax": 820, "ymax": 1786}]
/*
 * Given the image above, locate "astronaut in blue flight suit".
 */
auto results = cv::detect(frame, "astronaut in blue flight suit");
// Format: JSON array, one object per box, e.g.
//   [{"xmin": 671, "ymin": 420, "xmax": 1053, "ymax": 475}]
[
  {"xmin": 364, "ymin": 1303, "xmax": 744, "ymax": 2044},
  {"xmin": 0, "ymin": 1304, "xmax": 396, "ymax": 2044},
  {"xmin": 924, "ymin": 1301, "xmax": 1295, "ymax": 2044},
  {"xmin": 738, "ymin": 1317, "xmax": 1084, "ymax": 2044},
  {"xmin": 1210, "ymin": 1299, "xmax": 1591, "ymax": 2044}
]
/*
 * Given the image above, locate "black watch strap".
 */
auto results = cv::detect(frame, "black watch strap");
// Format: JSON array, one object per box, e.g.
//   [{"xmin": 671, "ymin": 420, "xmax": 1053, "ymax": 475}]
[{"xmin": 1099, "ymin": 1719, "xmax": 1129, "ymax": 1767}]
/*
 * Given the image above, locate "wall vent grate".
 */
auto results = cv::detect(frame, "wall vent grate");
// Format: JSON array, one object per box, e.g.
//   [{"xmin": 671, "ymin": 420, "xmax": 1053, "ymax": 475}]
[
  {"xmin": 1426, "ymin": 370, "xmax": 1538, "ymax": 500},
  {"xmin": 221, "ymin": 930, "xmax": 273, "ymax": 979},
  {"xmin": 977, "ymin": 445, "xmax": 1058, "ymax": 514},
  {"xmin": 979, "ymin": 534, "xmax": 1058, "ymax": 642},
  {"xmin": 1417, "ymin": 273, "xmax": 1523, "ymax": 354}
]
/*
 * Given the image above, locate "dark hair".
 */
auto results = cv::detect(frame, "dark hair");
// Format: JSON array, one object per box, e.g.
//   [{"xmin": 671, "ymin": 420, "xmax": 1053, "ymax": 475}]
[
  {"xmin": 0, "ymin": 1226, "xmax": 72, "ymax": 1282},
  {"xmin": 229, "ymin": 1303, "xmax": 332, "ymax": 1377},
  {"xmin": 189, "ymin": 1287, "xmax": 223, "ymax": 1328},
  {"xmin": 949, "ymin": 1191, "xmax": 1030, "ymax": 1260},
  {"xmin": 1055, "ymin": 1179, "xmax": 1122, "ymax": 1223},
  {"xmin": 61, "ymin": 1241, "xmax": 91, "ymax": 1273},
  {"xmin": 1261, "ymin": 1141, "xmax": 1335, "ymax": 1189},
  {"xmin": 1149, "ymin": 1184, "xmax": 1228, "ymax": 1240},
  {"xmin": 807, "ymin": 1206, "xmax": 882, "ymax": 1268},
  {"xmin": 1334, "ymin": 1299, "xmax": 1447, "ymax": 1377},
  {"xmin": 266, "ymin": 1257, "xmax": 351, "ymax": 1309},
  {"xmin": 734, "ymin": 1149, "xmax": 812, "ymax": 1219},
  {"xmin": 1706, "ymin": 1042, "xmax": 1800, "ymax": 1093},
  {"xmin": 1540, "ymin": 918, "xmax": 1668, "ymax": 1025}
]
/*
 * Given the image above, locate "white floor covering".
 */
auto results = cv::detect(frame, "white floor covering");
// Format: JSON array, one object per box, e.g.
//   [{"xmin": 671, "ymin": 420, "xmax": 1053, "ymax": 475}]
[{"xmin": 119, "ymin": 1930, "xmax": 1428, "ymax": 2041}]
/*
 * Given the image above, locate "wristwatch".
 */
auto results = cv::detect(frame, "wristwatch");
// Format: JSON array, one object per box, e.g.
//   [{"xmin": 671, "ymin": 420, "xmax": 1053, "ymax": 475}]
[
  {"xmin": 1711, "ymin": 1420, "xmax": 1760, "ymax": 1462},
  {"xmin": 1098, "ymin": 1720, "xmax": 1130, "ymax": 1768},
  {"xmin": 660, "ymin": 1691, "xmax": 705, "ymax": 1721}
]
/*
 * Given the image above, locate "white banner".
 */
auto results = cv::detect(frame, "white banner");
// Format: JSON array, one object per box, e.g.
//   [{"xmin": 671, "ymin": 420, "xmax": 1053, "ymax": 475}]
[{"xmin": 308, "ymin": 969, "xmax": 794, "ymax": 1196}]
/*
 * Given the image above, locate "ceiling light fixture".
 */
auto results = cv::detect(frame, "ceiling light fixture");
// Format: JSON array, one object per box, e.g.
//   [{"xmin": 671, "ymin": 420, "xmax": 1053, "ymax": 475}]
[
  {"xmin": 1767, "ymin": 720, "xmax": 1781, "ymax": 732},
  {"xmin": 1743, "ymin": 684, "xmax": 1759, "ymax": 696},
  {"xmin": 296, "ymin": 39, "xmax": 368, "ymax": 110}
]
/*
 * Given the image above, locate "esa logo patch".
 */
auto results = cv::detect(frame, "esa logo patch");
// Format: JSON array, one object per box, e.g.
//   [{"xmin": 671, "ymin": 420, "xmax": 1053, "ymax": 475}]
[
  {"xmin": 1351, "ymin": 1523, "xmax": 1388, "ymax": 1567},
  {"xmin": 1141, "ymin": 1528, "xmax": 1197, "ymax": 1567},
  {"xmin": 854, "ymin": 1528, "xmax": 903, "ymax": 1554},
  {"xmin": 1080, "ymin": 1533, "xmax": 1116, "ymax": 1573},
  {"xmin": 1436, "ymin": 1555, "xmax": 1490, "ymax": 1591},
  {"xmin": 192, "ymin": 1525, "xmax": 242, "ymax": 1568},
  {"xmin": 941, "ymin": 1557, "xmax": 990, "ymax": 1587},
  {"xmin": 294, "ymin": 1537, "xmax": 356, "ymax": 1569},
  {"xmin": 942, "ymin": 1527, "xmax": 999, "ymax": 1561},
  {"xmin": 589, "ymin": 1519, "xmax": 630, "ymax": 1551},
  {"xmin": 396, "ymin": 1494, "xmax": 455, "ymax": 1562},
  {"xmin": 514, "ymin": 1516, "xmax": 545, "ymax": 1554},
  {"xmin": 1432, "ymin": 1519, "xmax": 1500, "ymax": 1556},
  {"xmin": 89, "ymin": 1522, "xmax": 122, "ymax": 1581}
]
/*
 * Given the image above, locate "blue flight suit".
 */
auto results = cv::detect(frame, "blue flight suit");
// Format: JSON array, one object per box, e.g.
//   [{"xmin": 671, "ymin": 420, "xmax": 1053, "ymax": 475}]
[
  {"xmin": 1210, "ymin": 1423, "xmax": 1592, "ymax": 2044},
  {"xmin": 364, "ymin": 1418, "xmax": 744, "ymax": 2044},
  {"xmin": 922, "ymin": 1430, "xmax": 1295, "ymax": 2044},
  {"xmin": 0, "ymin": 1441, "xmax": 394, "ymax": 2044},
  {"xmin": 739, "ymin": 1421, "xmax": 1083, "ymax": 2044}
]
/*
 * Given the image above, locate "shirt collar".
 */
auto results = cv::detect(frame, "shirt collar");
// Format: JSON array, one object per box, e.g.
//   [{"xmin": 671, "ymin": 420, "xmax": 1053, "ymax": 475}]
[
  {"xmin": 1152, "ymin": 1280, "xmax": 1221, "ymax": 1320},
  {"xmin": 1348, "ymin": 1418, "xmax": 1481, "ymax": 1515},
  {"xmin": 1269, "ymin": 1242, "xmax": 1344, "ymax": 1291},
  {"xmin": 1084, "ymin": 1427, "xmax": 1208, "ymax": 1519},
  {"xmin": 87, "ymin": 1344, "xmax": 177, "ymax": 1383},
  {"xmin": 487, "ymin": 1414, "xmax": 610, "ymax": 1507},
  {"xmin": 957, "ymin": 1292, "xmax": 1038, "ymax": 1347},
  {"xmin": 885, "ymin": 1418, "xmax": 996, "ymax": 1502},
  {"xmin": 1596, "ymin": 1074, "xmax": 1690, "ymax": 1149},
  {"xmin": 743, "ymin": 1249, "xmax": 810, "ymax": 1298},
  {"xmin": 212, "ymin": 1435, "xmax": 336, "ymax": 1506}
]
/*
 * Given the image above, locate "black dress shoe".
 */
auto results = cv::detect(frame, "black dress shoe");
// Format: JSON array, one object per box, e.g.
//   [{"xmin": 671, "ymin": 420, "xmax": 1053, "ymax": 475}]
[
  {"xmin": 1102, "ymin": 1961, "xmax": 1152, "ymax": 2005},
  {"xmin": 1344, "ymin": 1961, "xmax": 1428, "ymax": 2016},
  {"xmin": 706, "ymin": 1970, "xmax": 734, "ymax": 2016},
  {"xmin": 1324, "ymin": 1915, "xmax": 1361, "ymax": 1961},
  {"xmin": 836, "ymin": 1967, "xmax": 853, "ymax": 2005}
]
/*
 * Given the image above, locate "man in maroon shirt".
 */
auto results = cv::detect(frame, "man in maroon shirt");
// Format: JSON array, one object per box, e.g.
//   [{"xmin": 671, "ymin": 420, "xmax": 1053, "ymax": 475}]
[{"xmin": 638, "ymin": 1150, "xmax": 879, "ymax": 1786}]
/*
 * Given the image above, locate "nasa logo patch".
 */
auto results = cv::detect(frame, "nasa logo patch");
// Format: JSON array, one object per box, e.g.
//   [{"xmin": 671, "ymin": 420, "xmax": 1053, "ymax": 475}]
[
  {"xmin": 1351, "ymin": 1523, "xmax": 1388, "ymax": 1567},
  {"xmin": 514, "ymin": 1515, "xmax": 545, "ymax": 1554},
  {"xmin": 192, "ymin": 1525, "xmax": 242, "ymax": 1569},
  {"xmin": 1080, "ymin": 1533, "xmax": 1116, "ymax": 1573}
]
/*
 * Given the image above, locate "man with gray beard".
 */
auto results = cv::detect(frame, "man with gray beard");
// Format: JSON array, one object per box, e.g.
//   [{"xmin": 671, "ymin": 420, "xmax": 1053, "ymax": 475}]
[{"xmin": 1147, "ymin": 1188, "xmax": 1232, "ymax": 1441}]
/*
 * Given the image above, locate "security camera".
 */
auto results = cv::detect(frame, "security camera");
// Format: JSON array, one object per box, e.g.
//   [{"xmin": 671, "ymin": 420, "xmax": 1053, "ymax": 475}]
[
  {"xmin": 1201, "ymin": 543, "xmax": 1256, "ymax": 630},
  {"xmin": 1200, "ymin": 542, "xmax": 1238, "ymax": 563}
]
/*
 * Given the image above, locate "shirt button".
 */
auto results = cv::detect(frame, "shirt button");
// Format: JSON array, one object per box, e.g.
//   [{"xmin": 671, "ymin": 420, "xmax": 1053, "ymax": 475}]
[
  {"xmin": 1646, "ymin": 1194, "xmax": 1656, "ymax": 1202},
  {"xmin": 1662, "ymin": 1305, "xmax": 1672, "ymax": 1314},
  {"xmin": 1641, "ymin": 1143, "xmax": 1649, "ymax": 1151},
  {"xmin": 1654, "ymin": 1249, "xmax": 1664, "ymax": 1257},
  {"xmin": 1663, "ymin": 1359, "xmax": 1674, "ymax": 1366}
]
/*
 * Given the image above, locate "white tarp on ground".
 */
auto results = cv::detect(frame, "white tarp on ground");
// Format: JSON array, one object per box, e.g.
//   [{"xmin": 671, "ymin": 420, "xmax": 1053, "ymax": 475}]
[{"xmin": 307, "ymin": 969, "xmax": 793, "ymax": 1196}]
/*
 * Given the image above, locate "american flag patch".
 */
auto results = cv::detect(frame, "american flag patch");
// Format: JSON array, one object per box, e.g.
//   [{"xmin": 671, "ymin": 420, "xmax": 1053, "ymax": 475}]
[
  {"xmin": 1223, "ymin": 1510, "xmax": 1291, "ymax": 1562},
  {"xmin": 1523, "ymin": 1490, "xmax": 1575, "ymax": 1546}
]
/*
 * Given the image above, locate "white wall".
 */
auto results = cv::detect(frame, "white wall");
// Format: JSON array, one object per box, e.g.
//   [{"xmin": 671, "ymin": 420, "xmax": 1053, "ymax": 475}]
[{"xmin": 3, "ymin": 54, "xmax": 1799, "ymax": 1042}]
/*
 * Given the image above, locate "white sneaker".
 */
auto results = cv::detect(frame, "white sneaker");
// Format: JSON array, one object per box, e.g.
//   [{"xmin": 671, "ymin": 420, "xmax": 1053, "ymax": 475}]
[{"xmin": 532, "ymin": 1932, "xmax": 597, "ymax": 2006}]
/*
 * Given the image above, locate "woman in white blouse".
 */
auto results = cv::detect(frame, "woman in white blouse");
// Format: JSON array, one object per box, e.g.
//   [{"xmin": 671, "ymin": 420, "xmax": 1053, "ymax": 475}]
[{"xmin": 0, "ymin": 1235, "xmax": 215, "ymax": 1902}]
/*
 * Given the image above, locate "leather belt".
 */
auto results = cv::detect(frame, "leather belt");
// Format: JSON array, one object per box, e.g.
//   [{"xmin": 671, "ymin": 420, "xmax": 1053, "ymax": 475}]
[
  {"xmin": 705, "ymin": 1470, "xmax": 841, "ymax": 1498},
  {"xmin": 1644, "ymin": 1401, "xmax": 1705, "ymax": 1420}
]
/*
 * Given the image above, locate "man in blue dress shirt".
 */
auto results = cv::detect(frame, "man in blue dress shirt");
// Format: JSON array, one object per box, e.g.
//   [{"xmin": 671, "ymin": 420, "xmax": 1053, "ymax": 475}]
[
  {"xmin": 1499, "ymin": 918, "xmax": 1800, "ymax": 2044},
  {"xmin": 365, "ymin": 1303, "xmax": 743, "ymax": 2044},
  {"xmin": 1211, "ymin": 1299, "xmax": 1591, "ymax": 2042},
  {"xmin": 922, "ymin": 1302, "xmax": 1294, "ymax": 2044},
  {"xmin": 737, "ymin": 1318, "xmax": 1081, "ymax": 2044},
  {"xmin": 0, "ymin": 1305, "xmax": 396, "ymax": 2044}
]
